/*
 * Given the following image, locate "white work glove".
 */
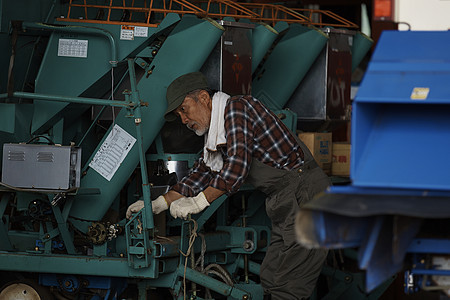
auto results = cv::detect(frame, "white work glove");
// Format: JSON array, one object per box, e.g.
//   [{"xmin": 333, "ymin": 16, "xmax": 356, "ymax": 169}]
[
  {"xmin": 126, "ymin": 195, "xmax": 169, "ymax": 219},
  {"xmin": 170, "ymin": 192, "xmax": 210, "ymax": 219}
]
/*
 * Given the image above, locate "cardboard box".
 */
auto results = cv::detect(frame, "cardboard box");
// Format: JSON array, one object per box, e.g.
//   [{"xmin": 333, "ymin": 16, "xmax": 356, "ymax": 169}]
[
  {"xmin": 298, "ymin": 132, "xmax": 332, "ymax": 174},
  {"xmin": 332, "ymin": 142, "xmax": 351, "ymax": 176}
]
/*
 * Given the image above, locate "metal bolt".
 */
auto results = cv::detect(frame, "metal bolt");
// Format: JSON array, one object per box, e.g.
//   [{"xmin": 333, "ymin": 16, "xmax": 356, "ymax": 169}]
[
  {"xmin": 120, "ymin": 253, "xmax": 124, "ymax": 258},
  {"xmin": 35, "ymin": 247, "xmax": 39, "ymax": 251},
  {"xmin": 135, "ymin": 118, "xmax": 141, "ymax": 124},
  {"xmin": 151, "ymin": 49, "xmax": 157, "ymax": 56},
  {"xmin": 242, "ymin": 295, "xmax": 249, "ymax": 300},
  {"xmin": 45, "ymin": 234, "xmax": 50, "ymax": 239},
  {"xmin": 147, "ymin": 69, "xmax": 153, "ymax": 76},
  {"xmin": 141, "ymin": 62, "xmax": 146, "ymax": 67}
]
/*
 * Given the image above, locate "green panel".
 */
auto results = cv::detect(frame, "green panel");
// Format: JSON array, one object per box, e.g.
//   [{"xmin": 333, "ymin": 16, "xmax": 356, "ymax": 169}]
[
  {"xmin": 31, "ymin": 15, "xmax": 180, "ymax": 134},
  {"xmin": 0, "ymin": 103, "xmax": 33, "ymax": 164},
  {"xmin": 352, "ymin": 31, "xmax": 373, "ymax": 72},
  {"xmin": 69, "ymin": 15, "xmax": 224, "ymax": 221},
  {"xmin": 0, "ymin": 103, "xmax": 16, "ymax": 133},
  {"xmin": 252, "ymin": 24, "xmax": 328, "ymax": 110},
  {"xmin": 0, "ymin": 251, "xmax": 170, "ymax": 278},
  {"xmin": 0, "ymin": 0, "xmax": 59, "ymax": 33},
  {"xmin": 0, "ymin": 1, "xmax": 63, "ymax": 94},
  {"xmin": 250, "ymin": 23, "xmax": 278, "ymax": 73}
]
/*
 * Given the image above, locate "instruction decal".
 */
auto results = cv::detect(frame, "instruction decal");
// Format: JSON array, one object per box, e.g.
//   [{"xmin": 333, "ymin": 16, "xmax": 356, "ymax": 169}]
[
  {"xmin": 120, "ymin": 25, "xmax": 149, "ymax": 40},
  {"xmin": 134, "ymin": 26, "xmax": 148, "ymax": 37},
  {"xmin": 89, "ymin": 124, "xmax": 136, "ymax": 181},
  {"xmin": 410, "ymin": 87, "xmax": 429, "ymax": 100},
  {"xmin": 120, "ymin": 25, "xmax": 135, "ymax": 40},
  {"xmin": 58, "ymin": 39, "xmax": 88, "ymax": 58}
]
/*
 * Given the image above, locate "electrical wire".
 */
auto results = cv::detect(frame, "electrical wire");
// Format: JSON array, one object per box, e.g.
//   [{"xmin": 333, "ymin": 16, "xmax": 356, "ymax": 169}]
[
  {"xmin": 110, "ymin": 66, "xmax": 116, "ymax": 123},
  {"xmin": 26, "ymin": 135, "xmax": 55, "ymax": 145}
]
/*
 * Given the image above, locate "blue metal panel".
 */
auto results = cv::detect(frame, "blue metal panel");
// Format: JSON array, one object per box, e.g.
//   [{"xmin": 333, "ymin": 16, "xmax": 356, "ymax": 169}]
[
  {"xmin": 408, "ymin": 239, "xmax": 450, "ymax": 254},
  {"xmin": 351, "ymin": 30, "xmax": 450, "ymax": 191}
]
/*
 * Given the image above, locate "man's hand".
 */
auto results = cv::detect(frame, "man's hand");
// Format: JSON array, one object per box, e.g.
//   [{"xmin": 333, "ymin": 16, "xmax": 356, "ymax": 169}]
[
  {"xmin": 126, "ymin": 195, "xmax": 169, "ymax": 219},
  {"xmin": 170, "ymin": 192, "xmax": 210, "ymax": 219}
]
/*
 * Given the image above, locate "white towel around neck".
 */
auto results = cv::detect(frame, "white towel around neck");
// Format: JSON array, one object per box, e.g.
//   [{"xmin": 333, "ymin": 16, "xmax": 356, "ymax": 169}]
[{"xmin": 203, "ymin": 91, "xmax": 230, "ymax": 172}]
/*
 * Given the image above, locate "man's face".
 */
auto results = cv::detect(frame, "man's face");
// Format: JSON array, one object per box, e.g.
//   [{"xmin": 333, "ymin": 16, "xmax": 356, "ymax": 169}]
[{"xmin": 174, "ymin": 90, "xmax": 212, "ymax": 136}]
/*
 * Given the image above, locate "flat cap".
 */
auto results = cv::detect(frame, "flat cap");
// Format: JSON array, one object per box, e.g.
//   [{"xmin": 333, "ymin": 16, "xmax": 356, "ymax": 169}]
[{"xmin": 164, "ymin": 72, "xmax": 209, "ymax": 121}]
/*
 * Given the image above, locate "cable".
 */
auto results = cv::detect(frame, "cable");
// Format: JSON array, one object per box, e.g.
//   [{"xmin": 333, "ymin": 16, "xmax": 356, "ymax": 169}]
[
  {"xmin": 110, "ymin": 66, "xmax": 116, "ymax": 123},
  {"xmin": 179, "ymin": 218, "xmax": 198, "ymax": 300},
  {"xmin": 26, "ymin": 135, "xmax": 55, "ymax": 145},
  {"xmin": 194, "ymin": 233, "xmax": 206, "ymax": 272},
  {"xmin": 204, "ymin": 264, "xmax": 234, "ymax": 286}
]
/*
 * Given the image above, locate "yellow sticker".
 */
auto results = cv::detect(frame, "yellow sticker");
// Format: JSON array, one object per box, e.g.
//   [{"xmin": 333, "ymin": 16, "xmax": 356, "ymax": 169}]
[{"xmin": 410, "ymin": 87, "xmax": 429, "ymax": 100}]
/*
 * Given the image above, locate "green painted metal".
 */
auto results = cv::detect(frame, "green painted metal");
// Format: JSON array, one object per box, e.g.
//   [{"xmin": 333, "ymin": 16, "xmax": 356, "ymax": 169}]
[
  {"xmin": 352, "ymin": 31, "xmax": 373, "ymax": 72},
  {"xmin": 0, "ymin": 103, "xmax": 33, "ymax": 145},
  {"xmin": 250, "ymin": 22, "xmax": 278, "ymax": 73},
  {"xmin": 237, "ymin": 255, "xmax": 261, "ymax": 275},
  {"xmin": 9, "ymin": 91, "xmax": 134, "ymax": 108},
  {"xmin": 177, "ymin": 266, "xmax": 250, "ymax": 299},
  {"xmin": 252, "ymin": 24, "xmax": 328, "ymax": 110},
  {"xmin": 0, "ymin": 250, "xmax": 177, "ymax": 278},
  {"xmin": 50, "ymin": 200, "xmax": 76, "ymax": 254},
  {"xmin": 30, "ymin": 15, "xmax": 180, "ymax": 134},
  {"xmin": 0, "ymin": 103, "xmax": 16, "ymax": 133},
  {"xmin": 21, "ymin": 21, "xmax": 118, "ymax": 66},
  {"xmin": 125, "ymin": 58, "xmax": 154, "ymax": 230},
  {"xmin": 69, "ymin": 15, "xmax": 224, "ymax": 222},
  {"xmin": 0, "ymin": 195, "xmax": 13, "ymax": 251},
  {"xmin": 273, "ymin": 21, "xmax": 289, "ymax": 33},
  {"xmin": 0, "ymin": 0, "xmax": 61, "ymax": 95}
]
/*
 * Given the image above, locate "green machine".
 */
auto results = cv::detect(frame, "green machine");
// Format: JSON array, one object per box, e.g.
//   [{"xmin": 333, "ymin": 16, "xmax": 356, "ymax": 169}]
[{"xmin": 0, "ymin": 1, "xmax": 374, "ymax": 299}]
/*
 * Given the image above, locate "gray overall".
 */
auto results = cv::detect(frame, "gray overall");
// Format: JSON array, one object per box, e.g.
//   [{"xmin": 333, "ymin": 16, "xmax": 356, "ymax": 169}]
[{"xmin": 245, "ymin": 139, "xmax": 330, "ymax": 300}]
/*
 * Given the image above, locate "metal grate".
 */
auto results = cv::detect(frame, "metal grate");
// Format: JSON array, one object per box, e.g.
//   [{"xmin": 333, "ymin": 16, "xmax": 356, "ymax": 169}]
[
  {"xmin": 37, "ymin": 152, "xmax": 54, "ymax": 162},
  {"xmin": 8, "ymin": 151, "xmax": 25, "ymax": 161}
]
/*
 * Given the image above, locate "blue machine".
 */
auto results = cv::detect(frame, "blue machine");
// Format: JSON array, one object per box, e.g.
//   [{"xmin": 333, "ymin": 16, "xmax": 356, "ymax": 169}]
[{"xmin": 296, "ymin": 30, "xmax": 450, "ymax": 295}]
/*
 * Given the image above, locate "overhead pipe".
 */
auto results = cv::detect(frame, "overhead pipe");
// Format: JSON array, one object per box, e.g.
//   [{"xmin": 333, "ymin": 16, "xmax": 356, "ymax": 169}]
[{"xmin": 20, "ymin": 21, "xmax": 118, "ymax": 67}]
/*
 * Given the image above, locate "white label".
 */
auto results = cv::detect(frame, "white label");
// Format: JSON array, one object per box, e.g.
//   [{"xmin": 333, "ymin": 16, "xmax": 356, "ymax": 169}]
[
  {"xmin": 120, "ymin": 25, "xmax": 135, "ymax": 40},
  {"xmin": 58, "ymin": 39, "xmax": 88, "ymax": 58},
  {"xmin": 134, "ymin": 26, "xmax": 148, "ymax": 37},
  {"xmin": 89, "ymin": 124, "xmax": 136, "ymax": 181},
  {"xmin": 410, "ymin": 87, "xmax": 429, "ymax": 100}
]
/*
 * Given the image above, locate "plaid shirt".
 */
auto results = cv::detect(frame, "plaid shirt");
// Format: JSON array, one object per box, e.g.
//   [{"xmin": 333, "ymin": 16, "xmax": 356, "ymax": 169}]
[{"xmin": 171, "ymin": 95, "xmax": 304, "ymax": 196}]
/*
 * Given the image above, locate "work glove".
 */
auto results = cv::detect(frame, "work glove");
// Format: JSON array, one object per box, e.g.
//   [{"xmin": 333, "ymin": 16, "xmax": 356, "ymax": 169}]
[
  {"xmin": 126, "ymin": 195, "xmax": 169, "ymax": 219},
  {"xmin": 170, "ymin": 192, "xmax": 210, "ymax": 219}
]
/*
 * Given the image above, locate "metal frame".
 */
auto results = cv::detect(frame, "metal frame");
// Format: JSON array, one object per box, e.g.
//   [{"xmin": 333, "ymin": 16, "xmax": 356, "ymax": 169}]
[{"xmin": 57, "ymin": 0, "xmax": 360, "ymax": 29}]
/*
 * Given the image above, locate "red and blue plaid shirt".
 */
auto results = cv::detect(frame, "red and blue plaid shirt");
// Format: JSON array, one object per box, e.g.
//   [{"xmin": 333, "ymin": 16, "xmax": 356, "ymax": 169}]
[{"xmin": 171, "ymin": 95, "xmax": 304, "ymax": 196}]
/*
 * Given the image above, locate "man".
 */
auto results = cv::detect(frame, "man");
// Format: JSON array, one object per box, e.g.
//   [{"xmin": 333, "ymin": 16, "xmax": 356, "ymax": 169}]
[{"xmin": 127, "ymin": 72, "xmax": 330, "ymax": 299}]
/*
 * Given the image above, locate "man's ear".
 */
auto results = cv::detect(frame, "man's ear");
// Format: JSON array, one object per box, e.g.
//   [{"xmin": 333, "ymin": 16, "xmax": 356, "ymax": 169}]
[{"xmin": 199, "ymin": 90, "xmax": 211, "ymax": 106}]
